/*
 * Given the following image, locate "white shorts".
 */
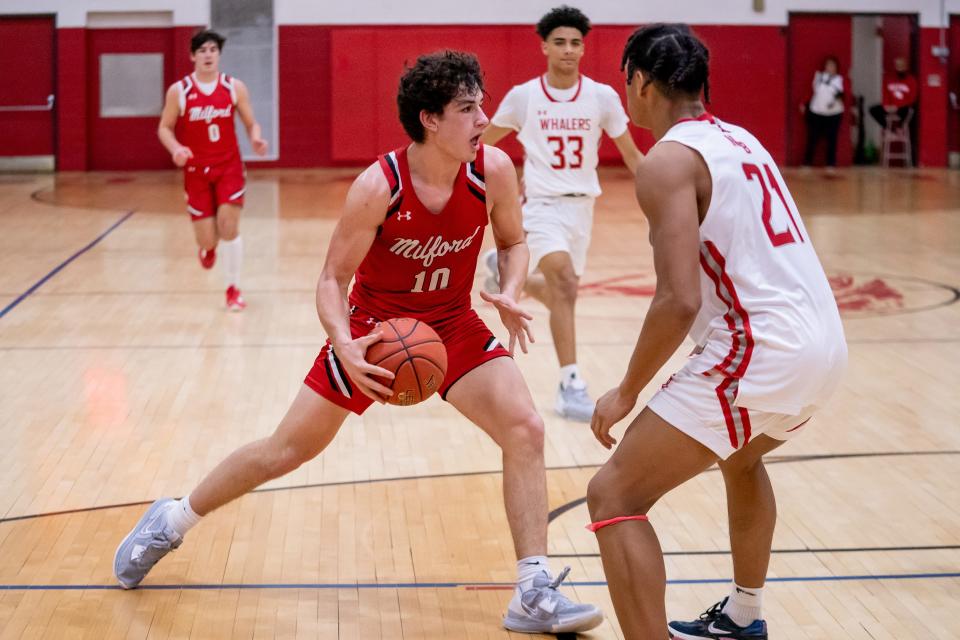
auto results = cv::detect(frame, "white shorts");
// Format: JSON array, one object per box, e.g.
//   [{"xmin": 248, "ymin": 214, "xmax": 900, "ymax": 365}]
[
  {"xmin": 647, "ymin": 366, "xmax": 817, "ymax": 460},
  {"xmin": 522, "ymin": 196, "xmax": 595, "ymax": 276}
]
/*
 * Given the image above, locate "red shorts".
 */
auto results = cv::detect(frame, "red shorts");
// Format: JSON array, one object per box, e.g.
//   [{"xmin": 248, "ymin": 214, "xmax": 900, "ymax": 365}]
[
  {"xmin": 184, "ymin": 156, "xmax": 245, "ymax": 220},
  {"xmin": 304, "ymin": 307, "xmax": 511, "ymax": 415}
]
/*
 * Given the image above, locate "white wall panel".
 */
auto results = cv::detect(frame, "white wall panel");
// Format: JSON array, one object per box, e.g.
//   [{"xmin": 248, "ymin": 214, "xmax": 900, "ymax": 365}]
[
  {"xmin": 1, "ymin": 1, "xmax": 207, "ymax": 27},
  {"xmin": 1, "ymin": 1, "xmax": 957, "ymax": 29},
  {"xmin": 275, "ymin": 0, "xmax": 959, "ymax": 27}
]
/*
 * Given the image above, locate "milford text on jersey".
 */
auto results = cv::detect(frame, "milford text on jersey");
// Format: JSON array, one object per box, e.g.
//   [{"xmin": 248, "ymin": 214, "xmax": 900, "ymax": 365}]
[
  {"xmin": 188, "ymin": 105, "xmax": 233, "ymax": 123},
  {"xmin": 389, "ymin": 226, "xmax": 481, "ymax": 267}
]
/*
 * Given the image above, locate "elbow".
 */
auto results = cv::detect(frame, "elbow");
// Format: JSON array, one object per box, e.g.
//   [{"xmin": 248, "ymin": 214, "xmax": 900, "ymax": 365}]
[
  {"xmin": 316, "ymin": 269, "xmax": 336, "ymax": 291},
  {"xmin": 658, "ymin": 292, "xmax": 700, "ymax": 324},
  {"xmin": 676, "ymin": 295, "xmax": 701, "ymax": 323},
  {"xmin": 316, "ymin": 269, "xmax": 347, "ymax": 295}
]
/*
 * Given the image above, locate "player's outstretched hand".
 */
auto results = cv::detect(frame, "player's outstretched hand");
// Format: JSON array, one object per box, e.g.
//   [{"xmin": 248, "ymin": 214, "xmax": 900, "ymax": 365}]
[
  {"xmin": 479, "ymin": 290, "xmax": 535, "ymax": 355},
  {"xmin": 252, "ymin": 137, "xmax": 269, "ymax": 156},
  {"xmin": 333, "ymin": 331, "xmax": 395, "ymax": 403},
  {"xmin": 172, "ymin": 146, "xmax": 193, "ymax": 167},
  {"xmin": 591, "ymin": 386, "xmax": 637, "ymax": 449}
]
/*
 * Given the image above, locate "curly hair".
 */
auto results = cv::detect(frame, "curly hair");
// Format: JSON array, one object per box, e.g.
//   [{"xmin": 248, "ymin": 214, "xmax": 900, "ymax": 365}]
[
  {"xmin": 621, "ymin": 23, "xmax": 710, "ymax": 103},
  {"xmin": 191, "ymin": 30, "xmax": 225, "ymax": 53},
  {"xmin": 397, "ymin": 50, "xmax": 484, "ymax": 143},
  {"xmin": 536, "ymin": 5, "xmax": 591, "ymax": 40}
]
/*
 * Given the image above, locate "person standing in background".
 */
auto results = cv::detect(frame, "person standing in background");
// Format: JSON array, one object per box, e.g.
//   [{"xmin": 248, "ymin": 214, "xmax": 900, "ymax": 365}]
[
  {"xmin": 802, "ymin": 56, "xmax": 845, "ymax": 168},
  {"xmin": 481, "ymin": 5, "xmax": 641, "ymax": 422}
]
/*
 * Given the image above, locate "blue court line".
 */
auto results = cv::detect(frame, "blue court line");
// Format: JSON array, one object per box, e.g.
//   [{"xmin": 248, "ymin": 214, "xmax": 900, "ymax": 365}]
[
  {"xmin": 1, "ymin": 572, "xmax": 958, "ymax": 591},
  {"xmin": 0, "ymin": 210, "xmax": 135, "ymax": 320}
]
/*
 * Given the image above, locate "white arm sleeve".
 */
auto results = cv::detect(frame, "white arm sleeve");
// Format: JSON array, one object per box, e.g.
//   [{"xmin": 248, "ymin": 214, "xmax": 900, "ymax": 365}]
[
  {"xmin": 599, "ymin": 85, "xmax": 630, "ymax": 138},
  {"xmin": 490, "ymin": 84, "xmax": 528, "ymax": 132}
]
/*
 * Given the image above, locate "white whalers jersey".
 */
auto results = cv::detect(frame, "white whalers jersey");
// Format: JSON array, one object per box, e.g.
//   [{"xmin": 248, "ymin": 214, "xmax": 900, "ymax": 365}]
[
  {"xmin": 660, "ymin": 113, "xmax": 847, "ymax": 415},
  {"xmin": 490, "ymin": 74, "xmax": 629, "ymax": 198}
]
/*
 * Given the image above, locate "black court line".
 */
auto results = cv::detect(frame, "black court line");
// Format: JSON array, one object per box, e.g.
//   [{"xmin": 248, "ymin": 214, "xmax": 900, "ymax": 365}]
[
  {"xmin": 3, "ymin": 336, "xmax": 960, "ymax": 352},
  {"xmin": 2, "ymin": 571, "xmax": 959, "ymax": 592},
  {"xmin": 544, "ymin": 450, "xmax": 960, "ymax": 523},
  {"xmin": 551, "ymin": 544, "xmax": 960, "ymax": 559},
  {"xmin": 1, "ymin": 450, "xmax": 956, "ymax": 526},
  {"xmin": 0, "ymin": 210, "xmax": 135, "ymax": 321},
  {"xmin": 0, "ymin": 288, "xmax": 316, "ymax": 297}
]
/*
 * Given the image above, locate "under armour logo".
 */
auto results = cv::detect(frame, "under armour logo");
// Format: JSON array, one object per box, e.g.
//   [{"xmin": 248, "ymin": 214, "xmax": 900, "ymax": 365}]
[
  {"xmin": 397, "ymin": 211, "xmax": 412, "ymax": 221},
  {"xmin": 365, "ymin": 318, "xmax": 377, "ymax": 326},
  {"xmin": 188, "ymin": 93, "xmax": 197, "ymax": 99}
]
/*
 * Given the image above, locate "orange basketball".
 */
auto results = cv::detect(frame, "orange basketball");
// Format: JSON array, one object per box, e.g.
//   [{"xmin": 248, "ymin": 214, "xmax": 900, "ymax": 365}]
[{"xmin": 365, "ymin": 318, "xmax": 448, "ymax": 406}]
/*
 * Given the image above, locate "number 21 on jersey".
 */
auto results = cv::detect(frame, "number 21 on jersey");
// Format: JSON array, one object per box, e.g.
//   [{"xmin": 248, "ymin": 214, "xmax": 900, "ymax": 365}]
[{"xmin": 742, "ymin": 163, "xmax": 804, "ymax": 247}]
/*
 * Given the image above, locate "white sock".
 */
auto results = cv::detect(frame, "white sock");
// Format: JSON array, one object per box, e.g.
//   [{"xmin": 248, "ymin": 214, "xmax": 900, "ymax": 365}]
[
  {"xmin": 722, "ymin": 582, "xmax": 763, "ymax": 627},
  {"xmin": 516, "ymin": 555, "xmax": 549, "ymax": 591},
  {"xmin": 164, "ymin": 496, "xmax": 202, "ymax": 537},
  {"xmin": 559, "ymin": 364, "xmax": 585, "ymax": 390},
  {"xmin": 220, "ymin": 235, "xmax": 243, "ymax": 289}
]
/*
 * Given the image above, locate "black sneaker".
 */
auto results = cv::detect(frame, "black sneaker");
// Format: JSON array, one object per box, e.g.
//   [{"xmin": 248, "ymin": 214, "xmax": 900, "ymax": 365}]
[{"xmin": 668, "ymin": 598, "xmax": 767, "ymax": 639}]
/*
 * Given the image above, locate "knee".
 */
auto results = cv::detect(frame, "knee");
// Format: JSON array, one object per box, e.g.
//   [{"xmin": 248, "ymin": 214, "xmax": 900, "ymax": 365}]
[
  {"xmin": 216, "ymin": 213, "xmax": 239, "ymax": 240},
  {"xmin": 195, "ymin": 226, "xmax": 218, "ymax": 250},
  {"xmin": 549, "ymin": 272, "xmax": 579, "ymax": 305},
  {"xmin": 586, "ymin": 466, "xmax": 658, "ymax": 522},
  {"xmin": 505, "ymin": 412, "xmax": 545, "ymax": 454},
  {"xmin": 217, "ymin": 220, "xmax": 238, "ymax": 241},
  {"xmin": 262, "ymin": 440, "xmax": 311, "ymax": 479},
  {"xmin": 719, "ymin": 455, "xmax": 764, "ymax": 484}
]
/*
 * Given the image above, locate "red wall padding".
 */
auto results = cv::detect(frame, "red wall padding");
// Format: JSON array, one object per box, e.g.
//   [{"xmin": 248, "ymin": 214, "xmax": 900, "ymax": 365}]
[
  {"xmin": 325, "ymin": 24, "xmax": 787, "ymax": 166},
  {"xmin": 0, "ymin": 16, "xmax": 55, "ymax": 158},
  {"xmin": 276, "ymin": 25, "xmax": 333, "ymax": 166},
  {"xmin": 50, "ymin": 21, "xmax": 949, "ymax": 170},
  {"xmin": 918, "ymin": 27, "xmax": 949, "ymax": 166},
  {"xmin": 947, "ymin": 16, "xmax": 960, "ymax": 156},
  {"xmin": 881, "ymin": 15, "xmax": 914, "ymax": 73},
  {"xmin": 787, "ymin": 13, "xmax": 853, "ymax": 166},
  {"xmin": 86, "ymin": 28, "xmax": 176, "ymax": 170},
  {"xmin": 57, "ymin": 28, "xmax": 87, "ymax": 170}
]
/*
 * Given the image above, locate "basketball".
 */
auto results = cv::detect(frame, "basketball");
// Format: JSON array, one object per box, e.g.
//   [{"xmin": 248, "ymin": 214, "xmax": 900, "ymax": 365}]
[{"xmin": 365, "ymin": 318, "xmax": 448, "ymax": 406}]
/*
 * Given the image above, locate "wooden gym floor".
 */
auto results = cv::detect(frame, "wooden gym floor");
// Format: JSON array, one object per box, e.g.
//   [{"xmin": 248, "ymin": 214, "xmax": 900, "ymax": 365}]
[{"xmin": 0, "ymin": 166, "xmax": 958, "ymax": 638}]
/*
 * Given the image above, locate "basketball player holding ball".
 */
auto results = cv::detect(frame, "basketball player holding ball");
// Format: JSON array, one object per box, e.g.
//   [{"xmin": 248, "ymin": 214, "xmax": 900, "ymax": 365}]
[{"xmin": 115, "ymin": 51, "xmax": 603, "ymax": 634}]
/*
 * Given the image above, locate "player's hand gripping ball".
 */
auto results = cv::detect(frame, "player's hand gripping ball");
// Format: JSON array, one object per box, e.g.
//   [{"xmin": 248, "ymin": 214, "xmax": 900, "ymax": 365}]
[{"xmin": 365, "ymin": 318, "xmax": 448, "ymax": 406}]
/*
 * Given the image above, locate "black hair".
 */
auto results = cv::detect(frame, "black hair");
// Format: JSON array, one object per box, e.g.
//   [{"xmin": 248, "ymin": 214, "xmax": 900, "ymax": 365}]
[
  {"xmin": 397, "ymin": 50, "xmax": 484, "ymax": 143},
  {"xmin": 621, "ymin": 23, "xmax": 710, "ymax": 103},
  {"xmin": 536, "ymin": 5, "xmax": 591, "ymax": 40},
  {"xmin": 191, "ymin": 30, "xmax": 226, "ymax": 54}
]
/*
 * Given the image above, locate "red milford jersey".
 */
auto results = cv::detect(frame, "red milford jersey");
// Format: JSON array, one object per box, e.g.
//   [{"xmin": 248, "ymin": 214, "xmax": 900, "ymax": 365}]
[
  {"xmin": 176, "ymin": 73, "xmax": 240, "ymax": 165},
  {"xmin": 349, "ymin": 145, "xmax": 488, "ymax": 325}
]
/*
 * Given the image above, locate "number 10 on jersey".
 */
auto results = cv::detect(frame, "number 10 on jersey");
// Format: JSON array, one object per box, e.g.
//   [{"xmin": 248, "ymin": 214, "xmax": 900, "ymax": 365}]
[{"xmin": 411, "ymin": 267, "xmax": 451, "ymax": 293}]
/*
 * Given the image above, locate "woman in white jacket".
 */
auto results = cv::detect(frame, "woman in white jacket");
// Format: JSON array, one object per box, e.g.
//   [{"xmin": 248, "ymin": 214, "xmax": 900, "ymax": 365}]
[{"xmin": 802, "ymin": 56, "xmax": 845, "ymax": 167}]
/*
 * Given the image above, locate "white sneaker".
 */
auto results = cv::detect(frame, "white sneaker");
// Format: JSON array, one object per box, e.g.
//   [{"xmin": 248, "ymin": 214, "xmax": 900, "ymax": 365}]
[
  {"xmin": 481, "ymin": 248, "xmax": 499, "ymax": 294},
  {"xmin": 555, "ymin": 381, "xmax": 595, "ymax": 422},
  {"xmin": 113, "ymin": 498, "xmax": 182, "ymax": 589},
  {"xmin": 503, "ymin": 567, "xmax": 604, "ymax": 633}
]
